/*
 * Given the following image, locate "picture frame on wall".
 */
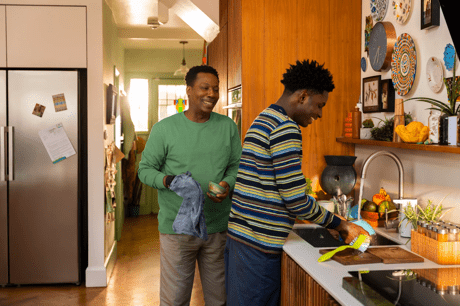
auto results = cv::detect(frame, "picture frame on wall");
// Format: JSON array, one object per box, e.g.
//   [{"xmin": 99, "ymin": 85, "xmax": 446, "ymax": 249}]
[
  {"xmin": 421, "ymin": 0, "xmax": 440, "ymax": 30},
  {"xmin": 362, "ymin": 76, "xmax": 381, "ymax": 113},
  {"xmin": 380, "ymin": 79, "xmax": 395, "ymax": 112}
]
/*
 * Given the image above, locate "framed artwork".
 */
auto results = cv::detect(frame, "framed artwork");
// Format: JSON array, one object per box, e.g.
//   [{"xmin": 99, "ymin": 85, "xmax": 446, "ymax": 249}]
[
  {"xmin": 380, "ymin": 79, "xmax": 395, "ymax": 112},
  {"xmin": 106, "ymin": 83, "xmax": 118, "ymax": 124},
  {"xmin": 445, "ymin": 77, "xmax": 460, "ymax": 101},
  {"xmin": 421, "ymin": 0, "xmax": 440, "ymax": 30},
  {"xmin": 362, "ymin": 76, "xmax": 381, "ymax": 113}
]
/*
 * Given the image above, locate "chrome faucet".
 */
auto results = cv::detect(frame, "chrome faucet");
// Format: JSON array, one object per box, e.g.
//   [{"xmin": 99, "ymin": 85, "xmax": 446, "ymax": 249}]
[{"xmin": 357, "ymin": 151, "xmax": 404, "ymax": 229}]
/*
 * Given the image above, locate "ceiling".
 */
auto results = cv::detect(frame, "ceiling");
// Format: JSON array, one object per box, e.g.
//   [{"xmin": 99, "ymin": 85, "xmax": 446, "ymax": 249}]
[{"xmin": 105, "ymin": 0, "xmax": 219, "ymax": 50}]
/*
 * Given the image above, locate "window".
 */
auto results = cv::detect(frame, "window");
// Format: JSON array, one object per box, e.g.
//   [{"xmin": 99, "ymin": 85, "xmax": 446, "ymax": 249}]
[
  {"xmin": 158, "ymin": 85, "xmax": 187, "ymax": 122},
  {"xmin": 129, "ymin": 79, "xmax": 149, "ymax": 132}
]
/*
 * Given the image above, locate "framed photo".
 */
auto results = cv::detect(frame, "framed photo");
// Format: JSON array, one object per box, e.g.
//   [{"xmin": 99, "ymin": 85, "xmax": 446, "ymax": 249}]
[
  {"xmin": 421, "ymin": 0, "xmax": 440, "ymax": 30},
  {"xmin": 362, "ymin": 76, "xmax": 381, "ymax": 113},
  {"xmin": 106, "ymin": 83, "xmax": 118, "ymax": 124},
  {"xmin": 380, "ymin": 79, "xmax": 395, "ymax": 112}
]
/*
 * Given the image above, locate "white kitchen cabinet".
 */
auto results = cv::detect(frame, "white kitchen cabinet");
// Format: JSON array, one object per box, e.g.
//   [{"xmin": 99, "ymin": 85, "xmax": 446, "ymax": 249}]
[
  {"xmin": 6, "ymin": 5, "xmax": 86, "ymax": 68},
  {"xmin": 0, "ymin": 6, "xmax": 6, "ymax": 68}
]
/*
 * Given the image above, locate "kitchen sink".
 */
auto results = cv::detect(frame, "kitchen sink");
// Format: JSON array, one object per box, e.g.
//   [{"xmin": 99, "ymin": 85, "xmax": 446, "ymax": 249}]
[{"xmin": 292, "ymin": 227, "xmax": 400, "ymax": 248}]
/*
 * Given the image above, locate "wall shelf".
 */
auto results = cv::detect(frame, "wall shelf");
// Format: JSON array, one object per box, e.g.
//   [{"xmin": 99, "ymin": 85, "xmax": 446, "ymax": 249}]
[{"xmin": 336, "ymin": 137, "xmax": 460, "ymax": 155}]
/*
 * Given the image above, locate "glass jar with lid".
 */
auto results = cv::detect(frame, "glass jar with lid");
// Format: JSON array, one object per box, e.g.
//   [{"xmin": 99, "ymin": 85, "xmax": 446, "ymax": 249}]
[
  {"xmin": 431, "ymin": 226, "xmax": 440, "ymax": 240},
  {"xmin": 437, "ymin": 227, "xmax": 448, "ymax": 242},
  {"xmin": 426, "ymin": 223, "xmax": 434, "ymax": 239},
  {"xmin": 418, "ymin": 220, "xmax": 427, "ymax": 235},
  {"xmin": 447, "ymin": 226, "xmax": 459, "ymax": 242}
]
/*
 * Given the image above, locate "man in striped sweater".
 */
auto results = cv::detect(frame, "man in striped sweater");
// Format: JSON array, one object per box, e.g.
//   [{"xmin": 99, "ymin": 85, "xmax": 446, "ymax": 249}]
[{"xmin": 225, "ymin": 60, "xmax": 369, "ymax": 305}]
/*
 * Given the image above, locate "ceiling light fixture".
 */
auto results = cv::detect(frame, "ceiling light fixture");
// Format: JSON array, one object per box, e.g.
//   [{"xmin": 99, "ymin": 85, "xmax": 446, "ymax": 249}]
[{"xmin": 174, "ymin": 41, "xmax": 189, "ymax": 76}]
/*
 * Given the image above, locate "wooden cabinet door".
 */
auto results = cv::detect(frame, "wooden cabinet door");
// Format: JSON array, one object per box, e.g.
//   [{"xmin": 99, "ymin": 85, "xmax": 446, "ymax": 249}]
[
  {"xmin": 0, "ymin": 6, "xmax": 6, "ymax": 68},
  {"xmin": 6, "ymin": 5, "xmax": 86, "ymax": 68}
]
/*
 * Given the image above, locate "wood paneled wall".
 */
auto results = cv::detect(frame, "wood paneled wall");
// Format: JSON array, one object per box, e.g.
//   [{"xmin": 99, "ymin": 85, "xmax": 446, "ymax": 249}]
[{"xmin": 241, "ymin": 0, "xmax": 360, "ymax": 189}]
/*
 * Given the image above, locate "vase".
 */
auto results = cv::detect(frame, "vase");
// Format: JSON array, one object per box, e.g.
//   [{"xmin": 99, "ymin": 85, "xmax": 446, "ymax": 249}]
[
  {"xmin": 438, "ymin": 114, "xmax": 449, "ymax": 145},
  {"xmin": 360, "ymin": 128, "xmax": 373, "ymax": 139},
  {"xmin": 428, "ymin": 110, "xmax": 440, "ymax": 143},
  {"xmin": 447, "ymin": 116, "xmax": 458, "ymax": 145}
]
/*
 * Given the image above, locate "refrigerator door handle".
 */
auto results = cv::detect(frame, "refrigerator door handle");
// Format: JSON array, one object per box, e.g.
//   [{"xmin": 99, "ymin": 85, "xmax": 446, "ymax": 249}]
[
  {"xmin": 0, "ymin": 126, "xmax": 5, "ymax": 181},
  {"xmin": 8, "ymin": 126, "xmax": 13, "ymax": 181}
]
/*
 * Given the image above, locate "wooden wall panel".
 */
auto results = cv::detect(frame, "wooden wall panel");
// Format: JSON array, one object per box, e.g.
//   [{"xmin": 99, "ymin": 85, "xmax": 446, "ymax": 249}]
[
  {"xmin": 241, "ymin": 0, "xmax": 265, "ymax": 136},
  {"xmin": 263, "ymin": 0, "xmax": 298, "ymax": 109},
  {"xmin": 228, "ymin": 0, "xmax": 242, "ymax": 89},
  {"xmin": 241, "ymin": 0, "xmax": 361, "ymax": 194},
  {"xmin": 208, "ymin": 25, "xmax": 228, "ymax": 115}
]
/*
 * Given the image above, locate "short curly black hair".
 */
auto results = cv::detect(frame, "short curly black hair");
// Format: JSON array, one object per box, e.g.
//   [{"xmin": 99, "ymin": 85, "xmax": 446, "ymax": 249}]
[
  {"xmin": 185, "ymin": 65, "xmax": 219, "ymax": 87},
  {"xmin": 281, "ymin": 60, "xmax": 334, "ymax": 94}
]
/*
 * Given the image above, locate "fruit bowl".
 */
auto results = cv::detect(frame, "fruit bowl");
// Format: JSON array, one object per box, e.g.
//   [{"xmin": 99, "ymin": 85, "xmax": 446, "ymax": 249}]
[{"xmin": 360, "ymin": 210, "xmax": 399, "ymax": 227}]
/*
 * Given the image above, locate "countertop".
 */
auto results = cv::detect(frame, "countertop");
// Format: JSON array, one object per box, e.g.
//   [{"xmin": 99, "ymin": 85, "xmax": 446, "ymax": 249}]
[{"xmin": 283, "ymin": 223, "xmax": 460, "ymax": 306}]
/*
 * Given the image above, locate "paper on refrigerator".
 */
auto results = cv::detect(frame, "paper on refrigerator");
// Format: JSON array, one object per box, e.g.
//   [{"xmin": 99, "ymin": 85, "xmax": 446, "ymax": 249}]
[{"xmin": 38, "ymin": 123, "xmax": 76, "ymax": 164}]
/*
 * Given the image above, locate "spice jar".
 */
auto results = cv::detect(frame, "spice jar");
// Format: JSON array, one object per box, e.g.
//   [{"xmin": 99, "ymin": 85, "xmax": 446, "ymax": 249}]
[
  {"xmin": 432, "ymin": 226, "xmax": 440, "ymax": 240},
  {"xmin": 437, "ymin": 227, "xmax": 448, "ymax": 242},
  {"xmin": 447, "ymin": 226, "xmax": 459, "ymax": 242},
  {"xmin": 418, "ymin": 220, "xmax": 427, "ymax": 235},
  {"xmin": 426, "ymin": 223, "xmax": 434, "ymax": 239}
]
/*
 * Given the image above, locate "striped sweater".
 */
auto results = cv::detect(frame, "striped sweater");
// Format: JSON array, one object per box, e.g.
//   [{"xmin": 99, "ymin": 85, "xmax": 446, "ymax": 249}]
[{"xmin": 227, "ymin": 104, "xmax": 342, "ymax": 254}]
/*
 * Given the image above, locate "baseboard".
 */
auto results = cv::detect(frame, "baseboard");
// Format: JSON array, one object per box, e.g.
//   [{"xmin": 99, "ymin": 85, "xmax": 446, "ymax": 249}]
[{"xmin": 85, "ymin": 265, "xmax": 107, "ymax": 287}]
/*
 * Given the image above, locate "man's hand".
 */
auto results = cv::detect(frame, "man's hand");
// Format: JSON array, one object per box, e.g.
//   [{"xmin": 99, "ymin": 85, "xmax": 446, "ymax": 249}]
[
  {"xmin": 207, "ymin": 181, "xmax": 230, "ymax": 203},
  {"xmin": 333, "ymin": 219, "xmax": 370, "ymax": 245}
]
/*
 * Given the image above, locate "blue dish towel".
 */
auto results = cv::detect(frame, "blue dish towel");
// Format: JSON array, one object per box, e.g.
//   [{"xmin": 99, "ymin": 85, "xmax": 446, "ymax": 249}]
[{"xmin": 170, "ymin": 171, "xmax": 208, "ymax": 240}]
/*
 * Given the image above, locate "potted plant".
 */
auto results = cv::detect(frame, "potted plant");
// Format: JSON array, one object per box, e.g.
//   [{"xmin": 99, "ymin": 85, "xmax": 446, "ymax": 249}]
[
  {"xmin": 400, "ymin": 195, "xmax": 455, "ymax": 233},
  {"xmin": 405, "ymin": 50, "xmax": 460, "ymax": 145},
  {"xmin": 360, "ymin": 119, "xmax": 374, "ymax": 139}
]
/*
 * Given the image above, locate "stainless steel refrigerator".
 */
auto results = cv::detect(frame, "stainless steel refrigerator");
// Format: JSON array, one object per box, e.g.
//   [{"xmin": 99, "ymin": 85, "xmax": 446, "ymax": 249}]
[{"xmin": 0, "ymin": 69, "xmax": 87, "ymax": 285}]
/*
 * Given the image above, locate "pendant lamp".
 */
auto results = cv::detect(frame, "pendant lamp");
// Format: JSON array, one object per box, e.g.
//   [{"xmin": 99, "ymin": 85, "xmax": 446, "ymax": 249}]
[{"xmin": 174, "ymin": 41, "xmax": 189, "ymax": 76}]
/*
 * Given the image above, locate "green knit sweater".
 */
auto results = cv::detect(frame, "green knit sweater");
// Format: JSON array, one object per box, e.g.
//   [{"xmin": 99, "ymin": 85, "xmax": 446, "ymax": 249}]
[{"xmin": 138, "ymin": 111, "xmax": 242, "ymax": 234}]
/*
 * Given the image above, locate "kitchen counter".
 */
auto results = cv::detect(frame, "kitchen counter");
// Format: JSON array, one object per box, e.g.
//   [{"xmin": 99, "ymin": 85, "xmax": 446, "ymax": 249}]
[{"xmin": 283, "ymin": 223, "xmax": 460, "ymax": 305}]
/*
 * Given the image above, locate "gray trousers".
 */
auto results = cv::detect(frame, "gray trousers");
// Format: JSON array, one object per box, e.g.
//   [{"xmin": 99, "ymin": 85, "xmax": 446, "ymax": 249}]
[{"xmin": 159, "ymin": 231, "xmax": 227, "ymax": 306}]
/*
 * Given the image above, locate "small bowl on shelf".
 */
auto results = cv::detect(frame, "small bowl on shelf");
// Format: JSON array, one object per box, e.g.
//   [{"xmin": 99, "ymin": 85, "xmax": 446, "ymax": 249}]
[{"xmin": 208, "ymin": 181, "xmax": 226, "ymax": 197}]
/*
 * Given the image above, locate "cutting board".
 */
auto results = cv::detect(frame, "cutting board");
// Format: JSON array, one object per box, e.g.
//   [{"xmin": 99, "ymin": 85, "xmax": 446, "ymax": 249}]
[
  {"xmin": 367, "ymin": 246, "xmax": 424, "ymax": 264},
  {"xmin": 319, "ymin": 246, "xmax": 424, "ymax": 265}
]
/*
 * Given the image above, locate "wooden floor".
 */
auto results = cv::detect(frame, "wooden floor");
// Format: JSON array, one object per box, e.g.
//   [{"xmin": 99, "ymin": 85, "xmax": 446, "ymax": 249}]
[{"xmin": 0, "ymin": 214, "xmax": 205, "ymax": 305}]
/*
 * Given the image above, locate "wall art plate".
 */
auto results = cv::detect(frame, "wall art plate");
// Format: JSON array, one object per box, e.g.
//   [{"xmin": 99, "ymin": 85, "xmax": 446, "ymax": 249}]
[
  {"xmin": 361, "ymin": 57, "xmax": 367, "ymax": 72},
  {"xmin": 371, "ymin": 0, "xmax": 389, "ymax": 22},
  {"xmin": 392, "ymin": 0, "xmax": 412, "ymax": 24},
  {"xmin": 443, "ymin": 43, "xmax": 455, "ymax": 71},
  {"xmin": 391, "ymin": 33, "xmax": 417, "ymax": 96},
  {"xmin": 426, "ymin": 56, "xmax": 443, "ymax": 93}
]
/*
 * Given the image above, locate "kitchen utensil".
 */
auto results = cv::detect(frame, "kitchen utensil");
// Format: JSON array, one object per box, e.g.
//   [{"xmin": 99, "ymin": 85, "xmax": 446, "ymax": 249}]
[{"xmin": 318, "ymin": 234, "xmax": 369, "ymax": 262}]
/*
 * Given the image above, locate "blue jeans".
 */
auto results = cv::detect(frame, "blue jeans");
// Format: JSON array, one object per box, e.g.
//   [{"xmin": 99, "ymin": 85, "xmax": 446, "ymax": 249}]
[{"xmin": 224, "ymin": 237, "xmax": 281, "ymax": 306}]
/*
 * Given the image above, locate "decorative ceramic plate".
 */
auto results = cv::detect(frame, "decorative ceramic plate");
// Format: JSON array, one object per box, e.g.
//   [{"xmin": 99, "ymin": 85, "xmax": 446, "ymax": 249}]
[
  {"xmin": 443, "ymin": 43, "xmax": 455, "ymax": 71},
  {"xmin": 361, "ymin": 57, "xmax": 367, "ymax": 72},
  {"xmin": 371, "ymin": 0, "xmax": 389, "ymax": 22},
  {"xmin": 392, "ymin": 0, "xmax": 412, "ymax": 24},
  {"xmin": 426, "ymin": 57, "xmax": 443, "ymax": 93},
  {"xmin": 391, "ymin": 33, "xmax": 417, "ymax": 96}
]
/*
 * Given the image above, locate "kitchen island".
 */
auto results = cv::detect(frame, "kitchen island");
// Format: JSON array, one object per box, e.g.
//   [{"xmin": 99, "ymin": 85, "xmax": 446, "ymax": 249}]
[{"xmin": 283, "ymin": 223, "xmax": 460, "ymax": 305}]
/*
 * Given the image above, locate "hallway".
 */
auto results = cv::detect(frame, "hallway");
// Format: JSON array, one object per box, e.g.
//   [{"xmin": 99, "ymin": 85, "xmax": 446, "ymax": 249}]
[{"xmin": 0, "ymin": 214, "xmax": 205, "ymax": 305}]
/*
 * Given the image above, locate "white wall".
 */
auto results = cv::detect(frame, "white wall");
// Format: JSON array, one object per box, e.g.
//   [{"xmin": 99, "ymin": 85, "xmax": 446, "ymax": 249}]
[{"xmin": 359, "ymin": 1, "xmax": 460, "ymax": 223}]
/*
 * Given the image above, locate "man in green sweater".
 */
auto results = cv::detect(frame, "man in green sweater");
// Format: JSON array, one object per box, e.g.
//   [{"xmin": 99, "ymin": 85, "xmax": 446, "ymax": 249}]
[{"xmin": 138, "ymin": 65, "xmax": 242, "ymax": 306}]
